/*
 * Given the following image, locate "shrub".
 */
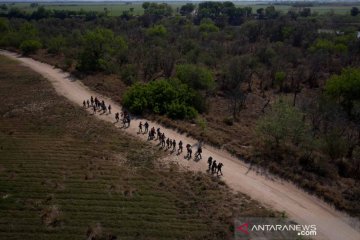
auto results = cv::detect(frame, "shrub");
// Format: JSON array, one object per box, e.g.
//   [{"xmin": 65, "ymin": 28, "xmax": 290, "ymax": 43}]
[
  {"xmin": 20, "ymin": 39, "xmax": 42, "ymax": 55},
  {"xmin": 175, "ymin": 64, "xmax": 215, "ymax": 91},
  {"xmin": 122, "ymin": 79, "xmax": 199, "ymax": 119},
  {"xmin": 146, "ymin": 24, "xmax": 167, "ymax": 37}
]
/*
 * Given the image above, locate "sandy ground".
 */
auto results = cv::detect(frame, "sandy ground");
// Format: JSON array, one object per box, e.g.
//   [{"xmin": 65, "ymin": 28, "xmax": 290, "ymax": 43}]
[{"xmin": 1, "ymin": 50, "xmax": 359, "ymax": 240}]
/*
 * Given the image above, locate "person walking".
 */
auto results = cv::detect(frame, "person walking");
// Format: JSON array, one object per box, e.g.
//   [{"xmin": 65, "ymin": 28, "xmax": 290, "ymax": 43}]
[
  {"xmin": 156, "ymin": 128, "xmax": 161, "ymax": 140},
  {"xmin": 178, "ymin": 141, "xmax": 183, "ymax": 154},
  {"xmin": 144, "ymin": 122, "xmax": 149, "ymax": 133},
  {"xmin": 90, "ymin": 96, "xmax": 94, "ymax": 106},
  {"xmin": 166, "ymin": 138, "xmax": 170, "ymax": 149},
  {"xmin": 115, "ymin": 112, "xmax": 119, "ymax": 122},
  {"xmin": 161, "ymin": 133, "xmax": 166, "ymax": 148},
  {"xmin": 186, "ymin": 144, "xmax": 192, "ymax": 159},
  {"xmin": 83, "ymin": 100, "xmax": 86, "ymax": 108},
  {"xmin": 127, "ymin": 114, "xmax": 131, "ymax": 127},
  {"xmin": 94, "ymin": 97, "xmax": 98, "ymax": 108},
  {"xmin": 217, "ymin": 162, "xmax": 223, "ymax": 176},
  {"xmin": 207, "ymin": 157, "xmax": 213, "ymax": 171},
  {"xmin": 172, "ymin": 139, "xmax": 176, "ymax": 151},
  {"xmin": 211, "ymin": 160, "xmax": 217, "ymax": 174},
  {"xmin": 108, "ymin": 104, "xmax": 111, "ymax": 114},
  {"xmin": 138, "ymin": 121, "xmax": 143, "ymax": 133},
  {"xmin": 195, "ymin": 146, "xmax": 202, "ymax": 160}
]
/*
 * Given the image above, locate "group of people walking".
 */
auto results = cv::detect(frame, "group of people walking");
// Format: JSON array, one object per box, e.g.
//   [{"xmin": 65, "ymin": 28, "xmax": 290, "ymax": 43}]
[
  {"xmin": 82, "ymin": 97, "xmax": 224, "ymax": 176},
  {"xmin": 83, "ymin": 96, "xmax": 131, "ymax": 127}
]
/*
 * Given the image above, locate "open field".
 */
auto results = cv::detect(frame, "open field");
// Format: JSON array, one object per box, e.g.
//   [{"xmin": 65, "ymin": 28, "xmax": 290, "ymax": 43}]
[
  {"xmin": 0, "ymin": 55, "xmax": 274, "ymax": 239},
  {"xmin": 3, "ymin": 2, "xmax": 360, "ymax": 16}
]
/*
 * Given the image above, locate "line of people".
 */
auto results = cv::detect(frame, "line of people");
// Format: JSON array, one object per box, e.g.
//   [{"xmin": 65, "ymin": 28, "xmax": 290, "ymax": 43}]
[
  {"xmin": 82, "ymin": 97, "xmax": 224, "ymax": 176},
  {"xmin": 83, "ymin": 96, "xmax": 131, "ymax": 128},
  {"xmin": 137, "ymin": 120, "xmax": 224, "ymax": 176}
]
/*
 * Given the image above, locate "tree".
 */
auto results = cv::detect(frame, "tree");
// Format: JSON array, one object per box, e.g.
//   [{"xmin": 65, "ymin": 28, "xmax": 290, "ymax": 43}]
[
  {"xmin": 299, "ymin": 7, "xmax": 311, "ymax": 17},
  {"xmin": 146, "ymin": 24, "xmax": 167, "ymax": 38},
  {"xmin": 199, "ymin": 18, "xmax": 219, "ymax": 33},
  {"xmin": 0, "ymin": 4, "xmax": 8, "ymax": 11},
  {"xmin": 122, "ymin": 79, "xmax": 198, "ymax": 119},
  {"xmin": 47, "ymin": 35, "xmax": 66, "ymax": 54},
  {"xmin": 325, "ymin": 68, "xmax": 360, "ymax": 116},
  {"xmin": 78, "ymin": 28, "xmax": 127, "ymax": 72},
  {"xmin": 265, "ymin": 6, "xmax": 279, "ymax": 19},
  {"xmin": 175, "ymin": 64, "xmax": 215, "ymax": 91},
  {"xmin": 180, "ymin": 3, "xmax": 195, "ymax": 16},
  {"xmin": 256, "ymin": 100, "xmax": 308, "ymax": 149},
  {"xmin": 20, "ymin": 39, "xmax": 42, "ymax": 55},
  {"xmin": 351, "ymin": 7, "xmax": 359, "ymax": 16},
  {"xmin": 223, "ymin": 57, "xmax": 248, "ymax": 120}
]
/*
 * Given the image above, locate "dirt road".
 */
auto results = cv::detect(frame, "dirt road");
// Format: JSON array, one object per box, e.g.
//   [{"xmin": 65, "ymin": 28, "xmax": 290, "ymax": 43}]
[{"xmin": 1, "ymin": 50, "xmax": 359, "ymax": 240}]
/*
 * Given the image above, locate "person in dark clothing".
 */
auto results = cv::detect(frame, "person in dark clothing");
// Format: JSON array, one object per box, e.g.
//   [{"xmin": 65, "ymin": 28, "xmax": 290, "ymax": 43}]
[
  {"xmin": 211, "ymin": 160, "xmax": 217, "ymax": 174},
  {"xmin": 94, "ymin": 97, "xmax": 98, "ymax": 108},
  {"xmin": 144, "ymin": 122, "xmax": 149, "ymax": 133},
  {"xmin": 217, "ymin": 163, "xmax": 223, "ymax": 176},
  {"xmin": 195, "ymin": 146, "xmax": 202, "ymax": 160},
  {"xmin": 90, "ymin": 96, "xmax": 94, "ymax": 106},
  {"xmin": 186, "ymin": 144, "xmax": 192, "ymax": 158},
  {"xmin": 102, "ymin": 103, "xmax": 107, "ymax": 114},
  {"xmin": 138, "ymin": 122, "xmax": 143, "ymax": 133},
  {"xmin": 156, "ymin": 128, "xmax": 161, "ymax": 140},
  {"xmin": 108, "ymin": 104, "xmax": 111, "ymax": 114},
  {"xmin": 207, "ymin": 157, "xmax": 213, "ymax": 171},
  {"xmin": 126, "ymin": 114, "xmax": 131, "ymax": 127},
  {"xmin": 83, "ymin": 100, "xmax": 86, "ymax": 108},
  {"xmin": 115, "ymin": 112, "xmax": 120, "ymax": 122},
  {"xmin": 166, "ymin": 138, "xmax": 170, "ymax": 149},
  {"xmin": 150, "ymin": 127, "xmax": 156, "ymax": 140},
  {"xmin": 161, "ymin": 133, "xmax": 166, "ymax": 148},
  {"xmin": 178, "ymin": 141, "xmax": 183, "ymax": 154},
  {"xmin": 172, "ymin": 139, "xmax": 176, "ymax": 151}
]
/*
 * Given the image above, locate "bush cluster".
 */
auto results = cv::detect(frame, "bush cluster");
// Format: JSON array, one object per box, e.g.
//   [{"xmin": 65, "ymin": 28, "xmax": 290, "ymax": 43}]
[{"xmin": 122, "ymin": 79, "xmax": 200, "ymax": 119}]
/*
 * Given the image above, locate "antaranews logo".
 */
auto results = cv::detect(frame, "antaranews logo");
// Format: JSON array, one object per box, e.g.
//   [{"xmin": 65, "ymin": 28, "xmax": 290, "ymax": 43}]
[{"xmin": 235, "ymin": 218, "xmax": 317, "ymax": 240}]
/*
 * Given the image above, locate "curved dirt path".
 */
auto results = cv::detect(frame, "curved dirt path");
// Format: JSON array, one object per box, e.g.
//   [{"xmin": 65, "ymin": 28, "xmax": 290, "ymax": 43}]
[{"xmin": 1, "ymin": 50, "xmax": 359, "ymax": 240}]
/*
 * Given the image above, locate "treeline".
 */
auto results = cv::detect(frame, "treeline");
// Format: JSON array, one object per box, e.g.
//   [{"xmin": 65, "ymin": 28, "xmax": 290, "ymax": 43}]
[{"xmin": 0, "ymin": 6, "xmax": 107, "ymax": 20}]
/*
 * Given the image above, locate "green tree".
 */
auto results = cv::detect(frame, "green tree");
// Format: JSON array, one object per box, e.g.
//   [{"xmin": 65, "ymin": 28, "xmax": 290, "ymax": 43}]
[
  {"xmin": 180, "ymin": 3, "xmax": 195, "ymax": 16},
  {"xmin": 325, "ymin": 68, "xmax": 360, "ymax": 116},
  {"xmin": 47, "ymin": 35, "xmax": 66, "ymax": 54},
  {"xmin": 351, "ymin": 7, "xmax": 359, "ymax": 16},
  {"xmin": 0, "ymin": 4, "xmax": 7, "ymax": 11},
  {"xmin": 256, "ymin": 100, "xmax": 308, "ymax": 148},
  {"xmin": 122, "ymin": 79, "xmax": 198, "ymax": 119},
  {"xmin": 199, "ymin": 18, "xmax": 219, "ymax": 33},
  {"xmin": 78, "ymin": 28, "xmax": 127, "ymax": 72},
  {"xmin": 175, "ymin": 64, "xmax": 215, "ymax": 91},
  {"xmin": 20, "ymin": 39, "xmax": 42, "ymax": 55},
  {"xmin": 146, "ymin": 24, "xmax": 167, "ymax": 38}
]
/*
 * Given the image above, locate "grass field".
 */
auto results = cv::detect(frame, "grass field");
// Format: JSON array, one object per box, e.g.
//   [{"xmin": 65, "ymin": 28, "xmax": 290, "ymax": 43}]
[
  {"xmin": 5, "ymin": 2, "xmax": 360, "ymax": 16},
  {"xmin": 0, "ymin": 55, "xmax": 275, "ymax": 239}
]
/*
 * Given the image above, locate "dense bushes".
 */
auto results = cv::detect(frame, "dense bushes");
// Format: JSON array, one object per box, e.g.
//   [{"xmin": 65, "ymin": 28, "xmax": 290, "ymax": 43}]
[
  {"xmin": 175, "ymin": 64, "xmax": 215, "ymax": 91},
  {"xmin": 122, "ymin": 79, "xmax": 199, "ymax": 119},
  {"xmin": 20, "ymin": 39, "xmax": 42, "ymax": 55},
  {"xmin": 77, "ymin": 28, "xmax": 127, "ymax": 73}
]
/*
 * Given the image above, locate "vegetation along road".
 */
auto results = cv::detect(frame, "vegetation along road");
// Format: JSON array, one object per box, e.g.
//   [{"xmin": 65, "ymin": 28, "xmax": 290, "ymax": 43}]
[{"xmin": 1, "ymin": 50, "xmax": 359, "ymax": 240}]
